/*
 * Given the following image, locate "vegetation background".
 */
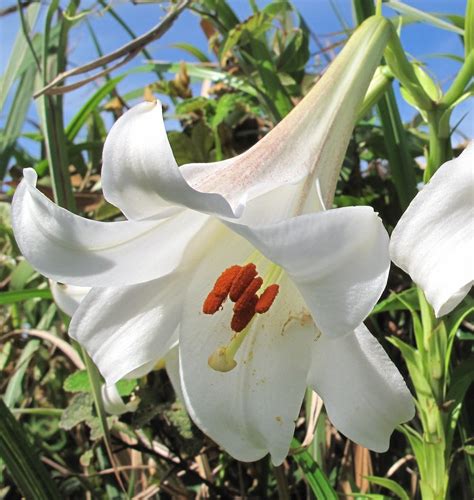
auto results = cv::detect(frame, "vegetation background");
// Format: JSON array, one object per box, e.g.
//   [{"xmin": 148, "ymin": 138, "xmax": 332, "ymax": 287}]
[{"xmin": 0, "ymin": 0, "xmax": 472, "ymax": 498}]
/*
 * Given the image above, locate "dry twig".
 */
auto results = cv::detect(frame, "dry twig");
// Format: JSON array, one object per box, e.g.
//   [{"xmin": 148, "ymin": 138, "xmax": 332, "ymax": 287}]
[{"xmin": 34, "ymin": 0, "xmax": 190, "ymax": 97}]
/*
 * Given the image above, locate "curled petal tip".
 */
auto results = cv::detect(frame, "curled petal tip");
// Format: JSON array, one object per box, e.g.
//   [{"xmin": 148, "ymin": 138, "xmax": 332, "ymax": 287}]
[{"xmin": 23, "ymin": 168, "xmax": 38, "ymax": 185}]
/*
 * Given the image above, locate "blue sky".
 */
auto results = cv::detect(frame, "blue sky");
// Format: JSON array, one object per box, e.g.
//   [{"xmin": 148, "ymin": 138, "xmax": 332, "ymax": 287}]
[{"xmin": 0, "ymin": 0, "xmax": 472, "ymax": 150}]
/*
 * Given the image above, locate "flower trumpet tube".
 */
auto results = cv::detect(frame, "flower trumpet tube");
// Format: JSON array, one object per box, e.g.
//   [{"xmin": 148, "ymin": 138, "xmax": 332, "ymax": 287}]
[
  {"xmin": 12, "ymin": 16, "xmax": 413, "ymax": 464},
  {"xmin": 390, "ymin": 143, "xmax": 474, "ymax": 317}
]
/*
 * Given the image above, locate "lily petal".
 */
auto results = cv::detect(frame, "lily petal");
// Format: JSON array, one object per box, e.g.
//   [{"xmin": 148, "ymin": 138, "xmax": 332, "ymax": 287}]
[
  {"xmin": 390, "ymin": 143, "xmax": 474, "ymax": 316},
  {"xmin": 165, "ymin": 345, "xmax": 184, "ymax": 402},
  {"xmin": 12, "ymin": 169, "xmax": 209, "ymax": 287},
  {"xmin": 50, "ymin": 281, "xmax": 90, "ymax": 316},
  {"xmin": 307, "ymin": 324, "xmax": 415, "ymax": 452},
  {"xmin": 101, "ymin": 101, "xmax": 242, "ymax": 220},
  {"xmin": 102, "ymin": 384, "xmax": 138, "ymax": 415},
  {"xmin": 69, "ymin": 274, "xmax": 185, "ymax": 384},
  {"xmin": 228, "ymin": 206, "xmax": 390, "ymax": 337}
]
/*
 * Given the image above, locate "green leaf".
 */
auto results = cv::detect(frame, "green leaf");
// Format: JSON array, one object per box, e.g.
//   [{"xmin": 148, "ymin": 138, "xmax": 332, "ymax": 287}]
[
  {"xmin": 168, "ymin": 131, "xmax": 202, "ymax": 164},
  {"xmin": 0, "ymin": 289, "xmax": 52, "ymax": 305},
  {"xmin": 65, "ymin": 75, "xmax": 124, "ymax": 142},
  {"xmin": 385, "ymin": 1, "xmax": 464, "ymax": 35},
  {"xmin": 175, "ymin": 96, "xmax": 213, "ymax": 116},
  {"xmin": 63, "ymin": 370, "xmax": 90, "ymax": 393},
  {"xmin": 59, "ymin": 392, "xmax": 94, "ymax": 430},
  {"xmin": 0, "ymin": 399, "xmax": 61, "ymax": 499},
  {"xmin": 372, "ymin": 288, "xmax": 418, "ymax": 314},
  {"xmin": 0, "ymin": 3, "xmax": 41, "ymax": 111},
  {"xmin": 0, "ymin": 67, "xmax": 36, "ymax": 177},
  {"xmin": 446, "ymin": 358, "xmax": 474, "ymax": 408},
  {"xmin": 4, "ymin": 340, "xmax": 40, "ymax": 408},
  {"xmin": 9, "ymin": 260, "xmax": 36, "ymax": 290},
  {"xmin": 64, "ymin": 370, "xmax": 136, "ymax": 397},
  {"xmin": 412, "ymin": 65, "xmax": 442, "ymax": 101},
  {"xmin": 171, "ymin": 42, "xmax": 210, "ymax": 62},
  {"xmin": 365, "ymin": 475, "xmax": 410, "ymax": 500},
  {"xmin": 290, "ymin": 439, "xmax": 338, "ymax": 499}
]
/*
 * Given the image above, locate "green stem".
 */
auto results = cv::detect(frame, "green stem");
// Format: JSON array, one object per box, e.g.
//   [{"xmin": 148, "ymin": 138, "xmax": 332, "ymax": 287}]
[
  {"xmin": 12, "ymin": 408, "xmax": 64, "ymax": 416},
  {"xmin": 40, "ymin": 0, "xmax": 76, "ymax": 209},
  {"xmin": 441, "ymin": 51, "xmax": 474, "ymax": 107},
  {"xmin": 425, "ymin": 110, "xmax": 451, "ymax": 182}
]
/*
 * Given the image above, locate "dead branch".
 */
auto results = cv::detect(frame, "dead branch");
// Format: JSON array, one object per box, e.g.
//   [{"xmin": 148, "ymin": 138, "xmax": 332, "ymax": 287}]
[{"xmin": 34, "ymin": 0, "xmax": 190, "ymax": 98}]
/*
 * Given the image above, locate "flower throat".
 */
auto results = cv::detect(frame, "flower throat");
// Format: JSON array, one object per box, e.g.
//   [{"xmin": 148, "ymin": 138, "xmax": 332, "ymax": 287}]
[{"xmin": 202, "ymin": 263, "xmax": 280, "ymax": 372}]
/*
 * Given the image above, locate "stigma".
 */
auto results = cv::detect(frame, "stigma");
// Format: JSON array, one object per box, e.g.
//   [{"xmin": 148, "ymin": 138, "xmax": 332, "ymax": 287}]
[{"xmin": 203, "ymin": 263, "xmax": 280, "ymax": 372}]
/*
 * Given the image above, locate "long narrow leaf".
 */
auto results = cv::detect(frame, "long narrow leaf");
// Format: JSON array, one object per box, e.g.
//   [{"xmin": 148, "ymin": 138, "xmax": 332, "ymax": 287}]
[
  {"xmin": 65, "ymin": 75, "xmax": 124, "ymax": 142},
  {"xmin": 353, "ymin": 0, "xmax": 418, "ymax": 211},
  {"xmin": 386, "ymin": 1, "xmax": 464, "ymax": 35},
  {"xmin": 0, "ymin": 3, "xmax": 41, "ymax": 110},
  {"xmin": 4, "ymin": 340, "xmax": 40, "ymax": 408},
  {"xmin": 291, "ymin": 438, "xmax": 338, "ymax": 499},
  {"xmin": 0, "ymin": 67, "xmax": 36, "ymax": 177},
  {"xmin": 0, "ymin": 398, "xmax": 61, "ymax": 499}
]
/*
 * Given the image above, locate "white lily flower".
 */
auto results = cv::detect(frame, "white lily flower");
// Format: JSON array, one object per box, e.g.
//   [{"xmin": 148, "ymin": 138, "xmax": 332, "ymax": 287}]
[
  {"xmin": 390, "ymin": 143, "xmax": 474, "ymax": 317},
  {"xmin": 12, "ymin": 17, "xmax": 413, "ymax": 464}
]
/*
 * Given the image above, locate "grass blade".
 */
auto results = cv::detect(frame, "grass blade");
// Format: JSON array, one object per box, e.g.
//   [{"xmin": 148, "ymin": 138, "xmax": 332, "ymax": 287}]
[
  {"xmin": 0, "ymin": 289, "xmax": 52, "ymax": 305},
  {"xmin": 0, "ymin": 67, "xmax": 36, "ymax": 177},
  {"xmin": 0, "ymin": 398, "xmax": 61, "ymax": 499},
  {"xmin": 385, "ymin": 1, "xmax": 464, "ymax": 35},
  {"xmin": 291, "ymin": 438, "xmax": 338, "ymax": 499},
  {"xmin": 3, "ymin": 340, "xmax": 40, "ymax": 408},
  {"xmin": 353, "ymin": 0, "xmax": 418, "ymax": 211},
  {"xmin": 0, "ymin": 3, "xmax": 41, "ymax": 111},
  {"xmin": 65, "ymin": 75, "xmax": 124, "ymax": 142}
]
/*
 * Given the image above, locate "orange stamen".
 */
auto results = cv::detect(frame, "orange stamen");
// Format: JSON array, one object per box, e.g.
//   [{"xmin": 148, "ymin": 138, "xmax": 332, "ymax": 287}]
[
  {"xmin": 231, "ymin": 295, "xmax": 258, "ymax": 332},
  {"xmin": 213, "ymin": 265, "xmax": 242, "ymax": 297},
  {"xmin": 229, "ymin": 263, "xmax": 258, "ymax": 302},
  {"xmin": 202, "ymin": 265, "xmax": 242, "ymax": 314},
  {"xmin": 234, "ymin": 277, "xmax": 263, "ymax": 312},
  {"xmin": 202, "ymin": 292, "xmax": 224, "ymax": 314},
  {"xmin": 255, "ymin": 284, "xmax": 280, "ymax": 313}
]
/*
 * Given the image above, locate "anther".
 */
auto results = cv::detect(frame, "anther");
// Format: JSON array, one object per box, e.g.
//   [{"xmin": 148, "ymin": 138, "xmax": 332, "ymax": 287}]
[
  {"xmin": 231, "ymin": 295, "xmax": 258, "ymax": 332},
  {"xmin": 255, "ymin": 284, "xmax": 280, "ymax": 313},
  {"xmin": 229, "ymin": 263, "xmax": 258, "ymax": 302},
  {"xmin": 234, "ymin": 277, "xmax": 263, "ymax": 312},
  {"xmin": 202, "ymin": 265, "xmax": 242, "ymax": 314}
]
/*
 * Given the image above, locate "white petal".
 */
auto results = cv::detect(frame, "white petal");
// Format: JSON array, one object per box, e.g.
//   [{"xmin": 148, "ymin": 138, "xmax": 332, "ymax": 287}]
[
  {"xmin": 165, "ymin": 345, "xmax": 184, "ymax": 402},
  {"xmin": 12, "ymin": 169, "xmax": 209, "ymax": 287},
  {"xmin": 228, "ymin": 206, "xmax": 390, "ymax": 337},
  {"xmin": 102, "ymin": 384, "xmax": 137, "ymax": 415},
  {"xmin": 390, "ymin": 144, "xmax": 474, "ymax": 316},
  {"xmin": 101, "ymin": 101, "xmax": 241, "ymax": 220},
  {"xmin": 307, "ymin": 324, "xmax": 415, "ymax": 452},
  {"xmin": 69, "ymin": 274, "xmax": 184, "ymax": 384},
  {"xmin": 178, "ymin": 228, "xmax": 315, "ymax": 464},
  {"xmin": 50, "ymin": 281, "xmax": 90, "ymax": 316}
]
